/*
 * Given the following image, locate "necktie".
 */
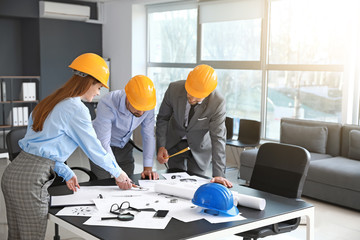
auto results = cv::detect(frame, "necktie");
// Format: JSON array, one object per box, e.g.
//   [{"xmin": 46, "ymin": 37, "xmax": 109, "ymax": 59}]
[{"xmin": 188, "ymin": 104, "xmax": 196, "ymax": 125}]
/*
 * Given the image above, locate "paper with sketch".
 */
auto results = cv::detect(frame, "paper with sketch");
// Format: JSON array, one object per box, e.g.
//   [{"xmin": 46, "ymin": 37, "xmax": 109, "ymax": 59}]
[
  {"xmin": 56, "ymin": 206, "xmax": 98, "ymax": 217},
  {"xmin": 51, "ymin": 185, "xmax": 147, "ymax": 206}
]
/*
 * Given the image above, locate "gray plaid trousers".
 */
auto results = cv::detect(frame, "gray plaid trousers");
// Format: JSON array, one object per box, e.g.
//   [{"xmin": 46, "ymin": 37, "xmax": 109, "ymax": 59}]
[{"xmin": 1, "ymin": 151, "xmax": 56, "ymax": 240}]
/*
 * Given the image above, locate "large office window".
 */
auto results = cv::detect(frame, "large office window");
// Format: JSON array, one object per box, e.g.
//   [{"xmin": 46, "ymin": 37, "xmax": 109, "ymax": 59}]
[
  {"xmin": 265, "ymin": 0, "xmax": 354, "ymax": 139},
  {"xmin": 147, "ymin": 0, "xmax": 359, "ymax": 140}
]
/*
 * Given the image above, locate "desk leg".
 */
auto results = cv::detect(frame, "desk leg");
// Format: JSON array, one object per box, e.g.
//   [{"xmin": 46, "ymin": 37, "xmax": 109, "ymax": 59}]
[
  {"xmin": 305, "ymin": 208, "xmax": 315, "ymax": 240},
  {"xmin": 54, "ymin": 223, "xmax": 60, "ymax": 240}
]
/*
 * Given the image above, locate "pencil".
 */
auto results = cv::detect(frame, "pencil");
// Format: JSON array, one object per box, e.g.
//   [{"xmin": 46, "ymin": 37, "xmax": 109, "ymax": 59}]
[{"xmin": 165, "ymin": 147, "xmax": 190, "ymax": 159}]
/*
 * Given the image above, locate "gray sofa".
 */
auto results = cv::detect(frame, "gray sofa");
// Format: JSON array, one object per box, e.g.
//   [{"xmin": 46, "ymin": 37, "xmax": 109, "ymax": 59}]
[{"xmin": 240, "ymin": 118, "xmax": 360, "ymax": 210}]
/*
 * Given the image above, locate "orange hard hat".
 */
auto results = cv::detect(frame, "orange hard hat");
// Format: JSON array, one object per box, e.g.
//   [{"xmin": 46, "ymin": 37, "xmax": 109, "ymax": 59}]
[
  {"xmin": 185, "ymin": 65, "xmax": 218, "ymax": 98},
  {"xmin": 125, "ymin": 75, "xmax": 156, "ymax": 111},
  {"xmin": 69, "ymin": 53, "xmax": 110, "ymax": 89}
]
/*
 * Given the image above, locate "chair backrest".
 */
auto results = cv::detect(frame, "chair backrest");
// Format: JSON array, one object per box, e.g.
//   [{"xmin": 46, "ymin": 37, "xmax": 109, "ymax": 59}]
[
  {"xmin": 250, "ymin": 142, "xmax": 310, "ymax": 199},
  {"xmin": 237, "ymin": 119, "xmax": 261, "ymax": 144},
  {"xmin": 225, "ymin": 117, "xmax": 234, "ymax": 140},
  {"xmin": 83, "ymin": 101, "xmax": 97, "ymax": 120},
  {"xmin": 6, "ymin": 127, "xmax": 27, "ymax": 161}
]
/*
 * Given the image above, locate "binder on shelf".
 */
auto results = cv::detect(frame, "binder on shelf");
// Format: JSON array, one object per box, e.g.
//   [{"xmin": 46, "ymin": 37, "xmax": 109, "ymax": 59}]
[
  {"xmin": 20, "ymin": 82, "xmax": 37, "ymax": 101},
  {"xmin": 20, "ymin": 82, "xmax": 29, "ymax": 101},
  {"xmin": 23, "ymin": 106, "xmax": 29, "ymax": 126},
  {"xmin": 18, "ymin": 107, "xmax": 24, "ymax": 126},
  {"xmin": 2, "ymin": 81, "xmax": 6, "ymax": 101},
  {"xmin": 12, "ymin": 107, "xmax": 19, "ymax": 126},
  {"xmin": 29, "ymin": 82, "xmax": 36, "ymax": 101}
]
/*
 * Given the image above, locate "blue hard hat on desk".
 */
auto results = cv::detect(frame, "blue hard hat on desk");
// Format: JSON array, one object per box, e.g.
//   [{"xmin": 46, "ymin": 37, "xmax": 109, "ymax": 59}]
[{"xmin": 192, "ymin": 183, "xmax": 239, "ymax": 216}]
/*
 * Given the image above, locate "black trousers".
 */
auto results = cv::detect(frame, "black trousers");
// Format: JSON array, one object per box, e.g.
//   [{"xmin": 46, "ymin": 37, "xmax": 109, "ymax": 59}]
[
  {"xmin": 89, "ymin": 141, "xmax": 135, "ymax": 179},
  {"xmin": 167, "ymin": 140, "xmax": 205, "ymax": 176}
]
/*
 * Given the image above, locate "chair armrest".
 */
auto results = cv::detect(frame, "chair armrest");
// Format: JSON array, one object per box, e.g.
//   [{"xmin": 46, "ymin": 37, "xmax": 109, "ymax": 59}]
[
  {"xmin": 273, "ymin": 217, "xmax": 301, "ymax": 233},
  {"xmin": 71, "ymin": 167, "xmax": 98, "ymax": 181}
]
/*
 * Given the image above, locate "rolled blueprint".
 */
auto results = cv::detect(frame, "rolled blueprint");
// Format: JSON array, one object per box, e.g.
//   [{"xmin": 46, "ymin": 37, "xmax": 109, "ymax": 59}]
[
  {"xmin": 154, "ymin": 182, "xmax": 198, "ymax": 200},
  {"xmin": 232, "ymin": 192, "xmax": 266, "ymax": 210}
]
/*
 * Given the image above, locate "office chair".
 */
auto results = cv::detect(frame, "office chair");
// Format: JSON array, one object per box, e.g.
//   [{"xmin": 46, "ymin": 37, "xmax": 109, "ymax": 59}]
[
  {"xmin": 83, "ymin": 101, "xmax": 97, "ymax": 120},
  {"xmin": 226, "ymin": 119, "xmax": 261, "ymax": 178},
  {"xmin": 6, "ymin": 127, "xmax": 27, "ymax": 161},
  {"xmin": 235, "ymin": 142, "xmax": 310, "ymax": 240},
  {"xmin": 225, "ymin": 117, "xmax": 234, "ymax": 140},
  {"xmin": 226, "ymin": 119, "xmax": 261, "ymax": 148}
]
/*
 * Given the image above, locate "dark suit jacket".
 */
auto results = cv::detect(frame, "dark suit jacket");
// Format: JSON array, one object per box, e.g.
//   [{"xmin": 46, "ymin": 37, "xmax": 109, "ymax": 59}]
[{"xmin": 156, "ymin": 80, "xmax": 226, "ymax": 177}]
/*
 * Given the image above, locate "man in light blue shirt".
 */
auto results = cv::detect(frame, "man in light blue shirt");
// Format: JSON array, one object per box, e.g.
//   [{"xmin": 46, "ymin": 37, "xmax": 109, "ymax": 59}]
[{"xmin": 91, "ymin": 75, "xmax": 159, "ymax": 180}]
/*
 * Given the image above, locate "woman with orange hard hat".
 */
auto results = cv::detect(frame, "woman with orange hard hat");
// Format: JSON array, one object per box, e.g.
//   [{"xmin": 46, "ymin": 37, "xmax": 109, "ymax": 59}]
[{"xmin": 1, "ymin": 53, "xmax": 132, "ymax": 239}]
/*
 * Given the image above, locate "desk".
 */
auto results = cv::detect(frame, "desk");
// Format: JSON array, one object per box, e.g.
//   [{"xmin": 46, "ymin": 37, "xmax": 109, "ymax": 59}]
[{"xmin": 48, "ymin": 175, "xmax": 314, "ymax": 240}]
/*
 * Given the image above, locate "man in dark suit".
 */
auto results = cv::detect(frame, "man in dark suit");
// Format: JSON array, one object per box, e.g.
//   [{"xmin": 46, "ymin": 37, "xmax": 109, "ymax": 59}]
[{"xmin": 156, "ymin": 65, "xmax": 232, "ymax": 188}]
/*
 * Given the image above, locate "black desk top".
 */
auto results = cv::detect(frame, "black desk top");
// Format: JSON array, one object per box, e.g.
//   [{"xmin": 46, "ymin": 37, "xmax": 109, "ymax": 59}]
[{"xmin": 48, "ymin": 173, "xmax": 312, "ymax": 240}]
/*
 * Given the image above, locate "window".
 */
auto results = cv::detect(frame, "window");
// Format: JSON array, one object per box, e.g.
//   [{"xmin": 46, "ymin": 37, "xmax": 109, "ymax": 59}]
[
  {"xmin": 216, "ymin": 70, "xmax": 262, "ymax": 119},
  {"xmin": 201, "ymin": 19, "xmax": 261, "ymax": 61},
  {"xmin": 147, "ymin": 0, "xmax": 359, "ymax": 141},
  {"xmin": 269, "ymin": 0, "xmax": 351, "ymax": 65},
  {"xmin": 266, "ymin": 71, "xmax": 343, "ymax": 139},
  {"xmin": 148, "ymin": 7, "xmax": 197, "ymax": 63},
  {"xmin": 147, "ymin": 67, "xmax": 191, "ymax": 112}
]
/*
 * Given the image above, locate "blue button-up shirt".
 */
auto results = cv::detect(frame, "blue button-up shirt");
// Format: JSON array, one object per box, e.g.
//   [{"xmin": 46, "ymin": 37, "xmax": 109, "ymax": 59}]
[
  {"xmin": 92, "ymin": 90, "xmax": 155, "ymax": 168},
  {"xmin": 19, "ymin": 97, "xmax": 122, "ymax": 181}
]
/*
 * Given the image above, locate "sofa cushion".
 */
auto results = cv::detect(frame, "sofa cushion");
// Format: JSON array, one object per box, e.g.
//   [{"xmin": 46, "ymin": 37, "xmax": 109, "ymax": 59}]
[
  {"xmin": 306, "ymin": 157, "xmax": 360, "ymax": 192},
  {"xmin": 281, "ymin": 122, "xmax": 328, "ymax": 154},
  {"xmin": 310, "ymin": 152, "xmax": 333, "ymax": 161},
  {"xmin": 348, "ymin": 130, "xmax": 360, "ymax": 160},
  {"xmin": 281, "ymin": 118, "xmax": 342, "ymax": 156}
]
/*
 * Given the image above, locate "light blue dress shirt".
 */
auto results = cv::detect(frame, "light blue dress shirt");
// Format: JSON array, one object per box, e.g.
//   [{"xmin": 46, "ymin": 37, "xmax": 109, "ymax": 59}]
[
  {"xmin": 92, "ymin": 90, "xmax": 155, "ymax": 168},
  {"xmin": 19, "ymin": 97, "xmax": 122, "ymax": 181}
]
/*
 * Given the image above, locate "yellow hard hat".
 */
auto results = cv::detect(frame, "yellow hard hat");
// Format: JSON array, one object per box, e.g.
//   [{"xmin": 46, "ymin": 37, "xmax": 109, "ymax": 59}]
[
  {"xmin": 125, "ymin": 75, "xmax": 156, "ymax": 111},
  {"xmin": 185, "ymin": 65, "xmax": 218, "ymax": 98},
  {"xmin": 69, "ymin": 53, "xmax": 110, "ymax": 89}
]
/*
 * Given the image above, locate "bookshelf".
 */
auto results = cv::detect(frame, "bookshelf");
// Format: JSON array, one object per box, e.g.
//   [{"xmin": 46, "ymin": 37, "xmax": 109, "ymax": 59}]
[{"xmin": 0, "ymin": 76, "xmax": 40, "ymax": 152}]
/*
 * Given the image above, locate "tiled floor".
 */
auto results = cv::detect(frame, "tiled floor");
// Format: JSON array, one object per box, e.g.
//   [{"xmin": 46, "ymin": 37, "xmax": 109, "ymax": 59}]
[{"xmin": 1, "ymin": 149, "xmax": 360, "ymax": 240}]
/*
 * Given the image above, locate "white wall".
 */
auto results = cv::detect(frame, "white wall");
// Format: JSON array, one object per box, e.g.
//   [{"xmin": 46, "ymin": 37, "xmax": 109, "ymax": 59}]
[
  {"xmin": 103, "ymin": 0, "xmax": 182, "ymax": 90},
  {"xmin": 103, "ymin": 0, "xmax": 133, "ymax": 90}
]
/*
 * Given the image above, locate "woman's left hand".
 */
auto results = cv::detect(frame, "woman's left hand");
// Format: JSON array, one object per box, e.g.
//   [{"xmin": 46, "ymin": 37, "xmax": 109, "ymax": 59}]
[{"xmin": 66, "ymin": 175, "xmax": 80, "ymax": 192}]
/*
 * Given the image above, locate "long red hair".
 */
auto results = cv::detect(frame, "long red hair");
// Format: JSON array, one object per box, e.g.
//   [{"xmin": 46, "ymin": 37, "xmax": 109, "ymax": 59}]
[{"xmin": 32, "ymin": 75, "xmax": 98, "ymax": 132}]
